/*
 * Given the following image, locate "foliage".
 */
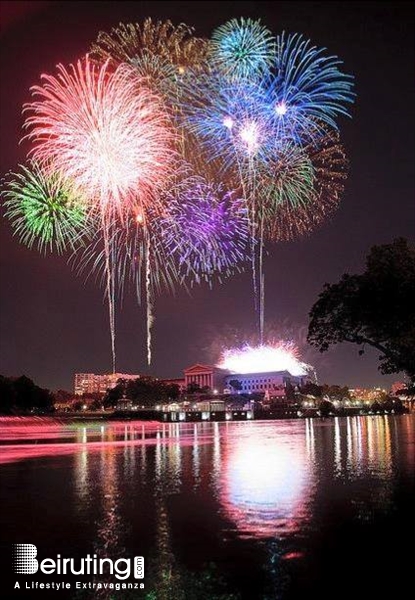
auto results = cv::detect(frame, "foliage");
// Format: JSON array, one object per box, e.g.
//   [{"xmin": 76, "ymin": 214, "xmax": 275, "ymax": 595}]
[
  {"xmin": 299, "ymin": 382, "xmax": 323, "ymax": 397},
  {"xmin": 186, "ymin": 382, "xmax": 202, "ymax": 394},
  {"xmin": 396, "ymin": 386, "xmax": 415, "ymax": 398},
  {"xmin": 104, "ymin": 377, "xmax": 180, "ymax": 408},
  {"xmin": 0, "ymin": 375, "xmax": 54, "ymax": 414},
  {"xmin": 228, "ymin": 379, "xmax": 242, "ymax": 391},
  {"xmin": 321, "ymin": 384, "xmax": 350, "ymax": 401},
  {"xmin": 308, "ymin": 238, "xmax": 415, "ymax": 381},
  {"xmin": 319, "ymin": 399, "xmax": 334, "ymax": 417}
]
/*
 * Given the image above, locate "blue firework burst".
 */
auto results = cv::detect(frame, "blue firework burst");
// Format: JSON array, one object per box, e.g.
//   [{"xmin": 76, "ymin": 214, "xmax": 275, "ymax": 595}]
[
  {"xmin": 263, "ymin": 32, "xmax": 355, "ymax": 143},
  {"xmin": 180, "ymin": 72, "xmax": 272, "ymax": 170},
  {"xmin": 210, "ymin": 17, "xmax": 275, "ymax": 81}
]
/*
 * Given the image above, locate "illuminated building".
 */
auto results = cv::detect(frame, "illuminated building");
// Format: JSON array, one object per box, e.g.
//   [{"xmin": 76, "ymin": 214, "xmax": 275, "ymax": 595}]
[
  {"xmin": 391, "ymin": 382, "xmax": 406, "ymax": 395},
  {"xmin": 349, "ymin": 387, "xmax": 387, "ymax": 403},
  {"xmin": 224, "ymin": 370, "xmax": 307, "ymax": 395},
  {"xmin": 182, "ymin": 364, "xmax": 310, "ymax": 396},
  {"xmin": 183, "ymin": 364, "xmax": 230, "ymax": 391},
  {"xmin": 116, "ymin": 396, "xmax": 134, "ymax": 411},
  {"xmin": 74, "ymin": 372, "xmax": 140, "ymax": 396}
]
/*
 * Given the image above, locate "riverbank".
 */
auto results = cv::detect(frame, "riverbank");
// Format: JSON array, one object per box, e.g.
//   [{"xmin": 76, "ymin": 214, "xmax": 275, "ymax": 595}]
[{"xmin": 0, "ymin": 404, "xmax": 410, "ymax": 423}]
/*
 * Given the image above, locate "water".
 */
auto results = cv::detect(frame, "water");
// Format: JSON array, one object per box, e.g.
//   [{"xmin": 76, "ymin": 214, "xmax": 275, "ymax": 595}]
[{"xmin": 1, "ymin": 415, "xmax": 414, "ymax": 599}]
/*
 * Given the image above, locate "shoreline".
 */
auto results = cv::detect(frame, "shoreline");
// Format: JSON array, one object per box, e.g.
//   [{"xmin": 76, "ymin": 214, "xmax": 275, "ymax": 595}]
[{"xmin": 0, "ymin": 408, "xmax": 411, "ymax": 423}]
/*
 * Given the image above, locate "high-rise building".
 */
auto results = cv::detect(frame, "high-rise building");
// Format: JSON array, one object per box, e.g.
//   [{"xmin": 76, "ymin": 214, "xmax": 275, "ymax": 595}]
[{"xmin": 74, "ymin": 373, "xmax": 140, "ymax": 396}]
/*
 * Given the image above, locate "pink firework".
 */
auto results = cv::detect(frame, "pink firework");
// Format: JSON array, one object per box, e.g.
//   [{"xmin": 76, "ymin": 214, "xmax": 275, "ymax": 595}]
[
  {"xmin": 22, "ymin": 56, "xmax": 177, "ymax": 372},
  {"xmin": 23, "ymin": 56, "xmax": 176, "ymax": 220}
]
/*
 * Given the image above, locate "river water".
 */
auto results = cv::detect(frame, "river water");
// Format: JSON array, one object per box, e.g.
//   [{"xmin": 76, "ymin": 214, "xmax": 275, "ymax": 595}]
[{"xmin": 1, "ymin": 415, "xmax": 414, "ymax": 599}]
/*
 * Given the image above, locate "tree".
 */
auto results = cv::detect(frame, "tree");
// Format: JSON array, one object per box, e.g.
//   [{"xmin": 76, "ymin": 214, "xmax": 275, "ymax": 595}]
[
  {"xmin": 89, "ymin": 398, "xmax": 103, "ymax": 411},
  {"xmin": 104, "ymin": 383, "xmax": 124, "ymax": 408},
  {"xmin": 397, "ymin": 385, "xmax": 415, "ymax": 398},
  {"xmin": 54, "ymin": 389, "xmax": 73, "ymax": 401},
  {"xmin": 308, "ymin": 238, "xmax": 415, "ymax": 381},
  {"xmin": 0, "ymin": 375, "xmax": 54, "ymax": 413},
  {"xmin": 165, "ymin": 383, "xmax": 180, "ymax": 401},
  {"xmin": 187, "ymin": 382, "xmax": 202, "ymax": 394},
  {"xmin": 300, "ymin": 382, "xmax": 323, "ymax": 398},
  {"xmin": 285, "ymin": 381, "xmax": 297, "ymax": 401},
  {"xmin": 126, "ymin": 377, "xmax": 164, "ymax": 407},
  {"xmin": 319, "ymin": 399, "xmax": 334, "ymax": 417},
  {"xmin": 321, "ymin": 384, "xmax": 350, "ymax": 402},
  {"xmin": 0, "ymin": 375, "xmax": 16, "ymax": 414},
  {"xmin": 229, "ymin": 379, "xmax": 242, "ymax": 392}
]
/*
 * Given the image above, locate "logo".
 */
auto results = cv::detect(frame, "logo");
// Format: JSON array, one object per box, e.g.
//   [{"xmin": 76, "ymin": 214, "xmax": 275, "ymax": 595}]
[
  {"xmin": 12, "ymin": 545, "xmax": 144, "ymax": 581},
  {"xmin": 134, "ymin": 557, "xmax": 144, "ymax": 579},
  {"xmin": 13, "ymin": 545, "xmax": 38, "ymax": 575}
]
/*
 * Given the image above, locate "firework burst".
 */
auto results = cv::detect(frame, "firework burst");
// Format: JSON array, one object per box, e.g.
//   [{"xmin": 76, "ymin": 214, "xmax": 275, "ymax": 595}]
[
  {"xmin": 246, "ymin": 142, "xmax": 316, "ymax": 239},
  {"xmin": 91, "ymin": 19, "xmax": 210, "ymax": 80},
  {"xmin": 2, "ymin": 17, "xmax": 356, "ymax": 371},
  {"xmin": 210, "ymin": 18, "xmax": 275, "ymax": 80},
  {"xmin": 217, "ymin": 341, "xmax": 313, "ymax": 377},
  {"xmin": 160, "ymin": 178, "xmax": 251, "ymax": 284},
  {"xmin": 22, "ymin": 56, "xmax": 178, "ymax": 371},
  {"xmin": 267, "ymin": 131, "xmax": 348, "ymax": 241},
  {"xmin": 23, "ymin": 56, "xmax": 177, "ymax": 221},
  {"xmin": 2, "ymin": 162, "xmax": 91, "ymax": 254},
  {"xmin": 263, "ymin": 32, "xmax": 355, "ymax": 143}
]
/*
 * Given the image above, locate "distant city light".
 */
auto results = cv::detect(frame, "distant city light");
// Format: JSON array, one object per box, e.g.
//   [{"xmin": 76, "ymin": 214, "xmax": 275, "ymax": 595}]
[{"xmin": 217, "ymin": 342, "xmax": 313, "ymax": 376}]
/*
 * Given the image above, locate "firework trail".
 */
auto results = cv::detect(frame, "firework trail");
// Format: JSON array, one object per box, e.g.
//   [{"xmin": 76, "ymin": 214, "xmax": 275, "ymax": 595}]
[
  {"xmin": 73, "ymin": 174, "xmax": 251, "ymax": 363},
  {"xmin": 2, "ymin": 18, "xmax": 355, "ymax": 371},
  {"xmin": 23, "ymin": 56, "xmax": 177, "ymax": 371},
  {"xmin": 179, "ymin": 69, "xmax": 271, "ymax": 335},
  {"xmin": 179, "ymin": 19, "xmax": 354, "ymax": 343}
]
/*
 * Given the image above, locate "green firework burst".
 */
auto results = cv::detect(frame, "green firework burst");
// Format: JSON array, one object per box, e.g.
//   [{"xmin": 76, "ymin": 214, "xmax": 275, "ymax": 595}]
[{"xmin": 2, "ymin": 162, "xmax": 90, "ymax": 254}]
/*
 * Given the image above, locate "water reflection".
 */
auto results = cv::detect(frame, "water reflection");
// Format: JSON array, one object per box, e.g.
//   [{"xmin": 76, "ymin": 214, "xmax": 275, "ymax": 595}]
[
  {"xmin": 218, "ymin": 422, "xmax": 312, "ymax": 539},
  {"xmin": 0, "ymin": 415, "xmax": 414, "ymax": 599},
  {"xmin": 92, "ymin": 445, "xmax": 126, "ymax": 599}
]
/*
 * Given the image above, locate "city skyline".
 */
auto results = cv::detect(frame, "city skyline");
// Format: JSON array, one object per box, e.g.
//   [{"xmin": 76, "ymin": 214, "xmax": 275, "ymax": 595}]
[{"xmin": 1, "ymin": 1, "xmax": 414, "ymax": 391}]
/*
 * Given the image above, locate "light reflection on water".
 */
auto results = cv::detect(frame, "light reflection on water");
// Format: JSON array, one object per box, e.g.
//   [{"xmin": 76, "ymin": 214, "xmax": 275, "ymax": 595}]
[
  {"xmin": 218, "ymin": 421, "xmax": 311, "ymax": 539},
  {"xmin": 0, "ymin": 415, "xmax": 414, "ymax": 599}
]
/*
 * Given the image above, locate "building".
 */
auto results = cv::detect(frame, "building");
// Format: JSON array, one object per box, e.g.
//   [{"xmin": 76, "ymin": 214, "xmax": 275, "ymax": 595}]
[
  {"xmin": 181, "ymin": 364, "xmax": 310, "ymax": 397},
  {"xmin": 349, "ymin": 387, "xmax": 387, "ymax": 403},
  {"xmin": 184, "ymin": 364, "xmax": 230, "ymax": 392},
  {"xmin": 196, "ymin": 399, "xmax": 226, "ymax": 412},
  {"xmin": 74, "ymin": 372, "xmax": 140, "ymax": 396},
  {"xmin": 116, "ymin": 396, "xmax": 134, "ymax": 411},
  {"xmin": 224, "ymin": 370, "xmax": 308, "ymax": 396},
  {"xmin": 391, "ymin": 382, "xmax": 406, "ymax": 396}
]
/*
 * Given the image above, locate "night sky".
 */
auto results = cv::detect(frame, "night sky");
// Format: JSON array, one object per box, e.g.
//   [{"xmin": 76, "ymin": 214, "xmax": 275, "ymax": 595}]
[{"xmin": 0, "ymin": 1, "xmax": 414, "ymax": 392}]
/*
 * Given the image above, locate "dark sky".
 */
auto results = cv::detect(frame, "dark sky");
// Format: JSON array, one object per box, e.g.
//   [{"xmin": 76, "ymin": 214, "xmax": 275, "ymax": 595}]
[{"xmin": 0, "ymin": 1, "xmax": 414, "ymax": 391}]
